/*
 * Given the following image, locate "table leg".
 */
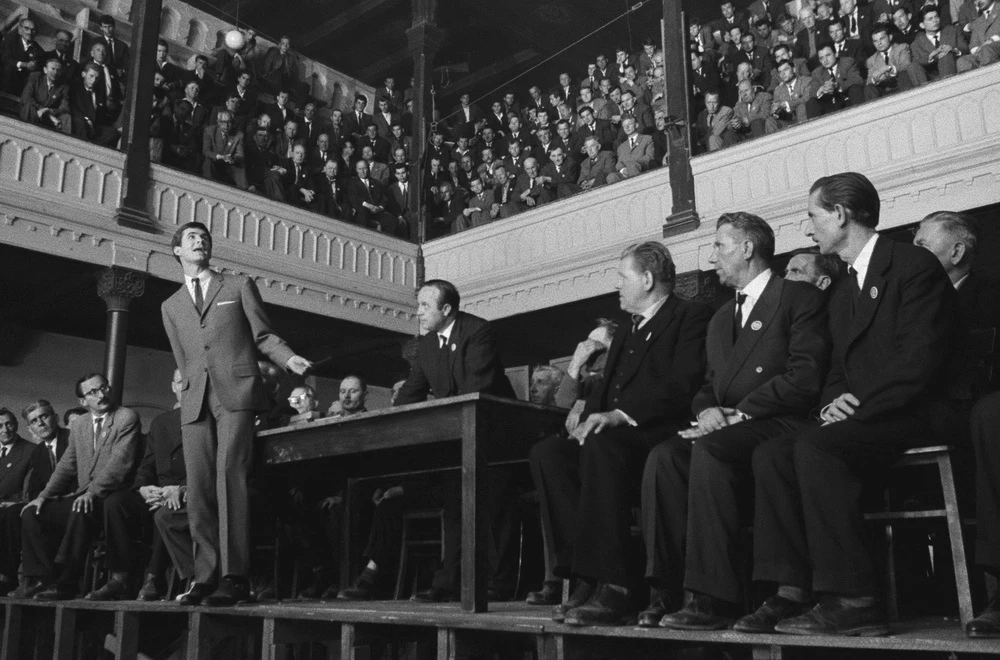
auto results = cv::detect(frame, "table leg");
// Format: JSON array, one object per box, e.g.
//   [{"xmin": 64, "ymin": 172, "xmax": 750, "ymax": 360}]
[{"xmin": 460, "ymin": 402, "xmax": 488, "ymax": 612}]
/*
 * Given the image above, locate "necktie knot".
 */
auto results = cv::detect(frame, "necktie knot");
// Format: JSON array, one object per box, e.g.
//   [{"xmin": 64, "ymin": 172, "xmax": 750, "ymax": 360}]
[
  {"xmin": 438, "ymin": 334, "xmax": 447, "ymax": 349},
  {"xmin": 631, "ymin": 313, "xmax": 644, "ymax": 333}
]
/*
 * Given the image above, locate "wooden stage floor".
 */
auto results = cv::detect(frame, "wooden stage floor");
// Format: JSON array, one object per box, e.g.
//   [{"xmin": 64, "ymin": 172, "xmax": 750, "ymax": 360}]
[{"xmin": 3, "ymin": 597, "xmax": 999, "ymax": 659}]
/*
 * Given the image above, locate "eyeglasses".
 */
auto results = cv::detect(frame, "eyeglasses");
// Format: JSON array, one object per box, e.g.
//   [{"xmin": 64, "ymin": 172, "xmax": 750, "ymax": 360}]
[
  {"xmin": 288, "ymin": 394, "xmax": 311, "ymax": 403},
  {"xmin": 83, "ymin": 384, "xmax": 110, "ymax": 398}
]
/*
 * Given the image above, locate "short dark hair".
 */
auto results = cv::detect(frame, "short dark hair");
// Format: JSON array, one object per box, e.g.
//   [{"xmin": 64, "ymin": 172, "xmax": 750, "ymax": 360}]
[
  {"xmin": 917, "ymin": 6, "xmax": 940, "ymax": 23},
  {"xmin": 870, "ymin": 24, "xmax": 891, "ymax": 40},
  {"xmin": 921, "ymin": 211, "xmax": 979, "ymax": 257},
  {"xmin": 394, "ymin": 162, "xmax": 408, "ymax": 172},
  {"xmin": 421, "ymin": 279, "xmax": 460, "ymax": 312},
  {"xmin": 355, "ymin": 93, "xmax": 368, "ymax": 105},
  {"xmin": 810, "ymin": 172, "xmax": 881, "ymax": 228},
  {"xmin": 99, "ymin": 14, "xmax": 115, "ymax": 26},
  {"xmin": 75, "ymin": 372, "xmax": 107, "ymax": 398},
  {"xmin": 621, "ymin": 241, "xmax": 676, "ymax": 291},
  {"xmin": 790, "ymin": 246, "xmax": 842, "ymax": 284},
  {"xmin": 157, "ymin": 38, "xmax": 168, "ymax": 49},
  {"xmin": 63, "ymin": 406, "xmax": 88, "ymax": 426},
  {"xmin": 340, "ymin": 374, "xmax": 368, "ymax": 391},
  {"xmin": 0, "ymin": 408, "xmax": 17, "ymax": 431},
  {"xmin": 195, "ymin": 54, "xmax": 208, "ymax": 64},
  {"xmin": 171, "ymin": 222, "xmax": 212, "ymax": 259},
  {"xmin": 718, "ymin": 212, "xmax": 776, "ymax": 261},
  {"xmin": 21, "ymin": 399, "xmax": 55, "ymax": 422}
]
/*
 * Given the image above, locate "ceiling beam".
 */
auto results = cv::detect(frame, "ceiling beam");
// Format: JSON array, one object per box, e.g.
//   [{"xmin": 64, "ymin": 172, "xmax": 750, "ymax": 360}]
[
  {"xmin": 440, "ymin": 49, "xmax": 538, "ymax": 100},
  {"xmin": 299, "ymin": 0, "xmax": 407, "ymax": 49},
  {"xmin": 356, "ymin": 49, "xmax": 416, "ymax": 83}
]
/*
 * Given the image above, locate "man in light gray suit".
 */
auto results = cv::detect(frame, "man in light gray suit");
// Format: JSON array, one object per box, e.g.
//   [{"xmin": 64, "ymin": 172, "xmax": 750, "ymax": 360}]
[
  {"xmin": 958, "ymin": 0, "xmax": 1000, "ymax": 71},
  {"xmin": 162, "ymin": 222, "xmax": 311, "ymax": 606},
  {"xmin": 20, "ymin": 373, "xmax": 142, "ymax": 600},
  {"xmin": 606, "ymin": 116, "xmax": 654, "ymax": 184}
]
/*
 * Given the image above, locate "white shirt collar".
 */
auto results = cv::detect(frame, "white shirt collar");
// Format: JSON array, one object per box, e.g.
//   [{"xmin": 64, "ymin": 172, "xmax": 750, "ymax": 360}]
[
  {"xmin": 851, "ymin": 233, "xmax": 880, "ymax": 287},
  {"xmin": 954, "ymin": 273, "xmax": 970, "ymax": 290},
  {"xmin": 635, "ymin": 295, "xmax": 669, "ymax": 329},
  {"xmin": 184, "ymin": 270, "xmax": 213, "ymax": 300},
  {"xmin": 739, "ymin": 268, "xmax": 772, "ymax": 304},
  {"xmin": 438, "ymin": 318, "xmax": 457, "ymax": 344}
]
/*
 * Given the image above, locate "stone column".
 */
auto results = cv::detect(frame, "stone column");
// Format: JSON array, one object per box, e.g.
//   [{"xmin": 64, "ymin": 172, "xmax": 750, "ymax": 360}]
[
  {"xmin": 405, "ymin": 0, "xmax": 444, "ymax": 243},
  {"xmin": 114, "ymin": 0, "xmax": 164, "ymax": 231},
  {"xmin": 97, "ymin": 267, "xmax": 147, "ymax": 406},
  {"xmin": 661, "ymin": 2, "xmax": 700, "ymax": 238}
]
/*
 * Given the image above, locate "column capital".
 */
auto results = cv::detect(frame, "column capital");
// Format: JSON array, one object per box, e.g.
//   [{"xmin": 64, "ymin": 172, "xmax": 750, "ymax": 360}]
[{"xmin": 98, "ymin": 267, "xmax": 147, "ymax": 312}]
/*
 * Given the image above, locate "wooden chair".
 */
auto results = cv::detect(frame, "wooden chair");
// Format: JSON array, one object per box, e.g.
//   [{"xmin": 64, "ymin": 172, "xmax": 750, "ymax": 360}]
[{"xmin": 864, "ymin": 445, "xmax": 974, "ymax": 626}]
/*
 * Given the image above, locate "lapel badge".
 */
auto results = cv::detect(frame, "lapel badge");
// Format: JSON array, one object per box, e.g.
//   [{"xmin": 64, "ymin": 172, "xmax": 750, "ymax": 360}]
[
  {"xmin": 5, "ymin": 463, "xmax": 10, "ymax": 468},
  {"xmin": 450, "ymin": 343, "xmax": 456, "ymax": 352},
  {"xmin": 870, "ymin": 286, "xmax": 878, "ymax": 299},
  {"xmin": 751, "ymin": 320, "xmax": 763, "ymax": 331},
  {"xmin": 645, "ymin": 332, "xmax": 652, "ymax": 341}
]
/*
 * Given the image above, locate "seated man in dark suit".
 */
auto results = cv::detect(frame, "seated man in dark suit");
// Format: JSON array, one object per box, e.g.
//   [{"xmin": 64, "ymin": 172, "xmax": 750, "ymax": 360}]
[
  {"xmin": 489, "ymin": 164, "xmax": 520, "ymax": 220},
  {"xmin": 337, "ymin": 280, "xmax": 516, "ymax": 602},
  {"xmin": 70, "ymin": 63, "xmax": 120, "ymax": 148},
  {"xmin": 1, "ymin": 18, "xmax": 45, "ymax": 96},
  {"xmin": 281, "ymin": 144, "xmax": 316, "ymax": 208},
  {"xmin": 513, "ymin": 157, "xmax": 555, "ymax": 211},
  {"xmin": 531, "ymin": 242, "xmax": 712, "ymax": 626},
  {"xmin": 202, "ymin": 111, "xmax": 247, "ymax": 190},
  {"xmin": 20, "ymin": 58, "xmax": 72, "ymax": 134},
  {"xmin": 649, "ymin": 213, "xmax": 830, "ymax": 630},
  {"xmin": 346, "ymin": 159, "xmax": 402, "ymax": 235},
  {"xmin": 312, "ymin": 160, "xmax": 349, "ymax": 220},
  {"xmin": 20, "ymin": 373, "xmax": 142, "ymax": 601},
  {"xmin": 811, "ymin": 44, "xmax": 866, "ymax": 115},
  {"xmin": 246, "ymin": 125, "xmax": 286, "ymax": 201},
  {"xmin": 578, "ymin": 137, "xmax": 616, "ymax": 191},
  {"xmin": 385, "ymin": 163, "xmax": 415, "ymax": 233},
  {"xmin": 0, "ymin": 408, "xmax": 35, "ymax": 595},
  {"xmin": 540, "ymin": 146, "xmax": 580, "ymax": 199},
  {"xmin": 748, "ymin": 172, "xmax": 956, "ymax": 636}
]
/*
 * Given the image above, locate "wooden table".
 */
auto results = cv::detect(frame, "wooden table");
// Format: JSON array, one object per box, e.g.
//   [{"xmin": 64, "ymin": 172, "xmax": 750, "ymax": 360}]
[{"xmin": 256, "ymin": 393, "xmax": 566, "ymax": 613}]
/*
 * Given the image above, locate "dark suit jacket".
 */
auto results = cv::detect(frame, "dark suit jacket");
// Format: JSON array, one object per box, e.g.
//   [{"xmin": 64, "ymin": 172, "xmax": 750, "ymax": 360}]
[
  {"xmin": 281, "ymin": 160, "xmax": 315, "ymax": 206},
  {"xmin": 39, "ymin": 407, "xmax": 142, "ymax": 499},
  {"xmin": 1, "ymin": 34, "xmax": 45, "ymax": 94},
  {"xmin": 27, "ymin": 429, "xmax": 69, "ymax": 500},
  {"xmin": 98, "ymin": 36, "xmax": 130, "ymax": 75},
  {"xmin": 20, "ymin": 72, "xmax": 70, "ymax": 123},
  {"xmin": 692, "ymin": 275, "xmax": 830, "ymax": 419},
  {"xmin": 0, "ymin": 436, "xmax": 34, "ymax": 502},
  {"xmin": 811, "ymin": 57, "xmax": 865, "ymax": 98},
  {"xmin": 346, "ymin": 176, "xmax": 389, "ymax": 227},
  {"xmin": 344, "ymin": 110, "xmax": 374, "ymax": 141},
  {"xmin": 162, "ymin": 274, "xmax": 295, "ymax": 424},
  {"xmin": 578, "ymin": 151, "xmax": 616, "ymax": 186},
  {"xmin": 572, "ymin": 119, "xmax": 616, "ymax": 155},
  {"xmin": 793, "ymin": 27, "xmax": 825, "ymax": 66},
  {"xmin": 312, "ymin": 174, "xmax": 349, "ymax": 219},
  {"xmin": 911, "ymin": 26, "xmax": 968, "ymax": 71},
  {"xmin": 396, "ymin": 312, "xmax": 516, "ymax": 405},
  {"xmin": 134, "ymin": 408, "xmax": 185, "ymax": 488},
  {"xmin": 584, "ymin": 296, "xmax": 712, "ymax": 429},
  {"xmin": 541, "ymin": 160, "xmax": 581, "ymax": 199},
  {"xmin": 820, "ymin": 237, "xmax": 957, "ymax": 421}
]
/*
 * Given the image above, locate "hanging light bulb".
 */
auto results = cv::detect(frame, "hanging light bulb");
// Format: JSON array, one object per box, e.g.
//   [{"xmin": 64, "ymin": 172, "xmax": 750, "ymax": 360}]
[{"xmin": 225, "ymin": 29, "xmax": 245, "ymax": 50}]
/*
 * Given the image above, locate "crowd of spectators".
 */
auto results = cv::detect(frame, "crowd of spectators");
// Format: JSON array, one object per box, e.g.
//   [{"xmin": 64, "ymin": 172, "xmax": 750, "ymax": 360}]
[
  {"xmin": 689, "ymin": 0, "xmax": 999, "ymax": 152},
  {"xmin": 4, "ymin": 0, "xmax": 999, "ymax": 242}
]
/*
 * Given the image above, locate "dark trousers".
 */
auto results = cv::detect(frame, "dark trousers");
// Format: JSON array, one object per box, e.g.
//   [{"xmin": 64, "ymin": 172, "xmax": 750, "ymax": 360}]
[
  {"xmin": 972, "ymin": 392, "xmax": 1000, "ymax": 573},
  {"xmin": 22, "ymin": 498, "xmax": 103, "ymax": 584},
  {"xmin": 362, "ymin": 471, "xmax": 514, "ymax": 592},
  {"xmin": 182, "ymin": 379, "xmax": 254, "ymax": 583},
  {"xmin": 103, "ymin": 489, "xmax": 149, "ymax": 574},
  {"xmin": 752, "ymin": 413, "xmax": 929, "ymax": 596},
  {"xmin": 530, "ymin": 426, "xmax": 663, "ymax": 587},
  {"xmin": 815, "ymin": 84, "xmax": 865, "ymax": 115},
  {"xmin": 154, "ymin": 506, "xmax": 193, "ymax": 580},
  {"xmin": 0, "ymin": 504, "xmax": 23, "ymax": 578},
  {"xmin": 639, "ymin": 435, "xmax": 692, "ymax": 594},
  {"xmin": 680, "ymin": 418, "xmax": 807, "ymax": 604}
]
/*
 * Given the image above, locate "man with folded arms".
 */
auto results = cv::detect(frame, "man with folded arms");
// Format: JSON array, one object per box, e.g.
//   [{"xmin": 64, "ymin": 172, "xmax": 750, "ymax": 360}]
[
  {"xmin": 530, "ymin": 242, "xmax": 711, "ymax": 626},
  {"xmin": 649, "ymin": 213, "xmax": 829, "ymax": 630},
  {"xmin": 745, "ymin": 172, "xmax": 956, "ymax": 636}
]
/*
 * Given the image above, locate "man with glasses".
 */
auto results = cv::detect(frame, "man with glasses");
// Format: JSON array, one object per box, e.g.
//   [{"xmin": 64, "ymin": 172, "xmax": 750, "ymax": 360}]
[
  {"xmin": 19, "ymin": 374, "xmax": 142, "ymax": 600},
  {"xmin": 2, "ymin": 18, "xmax": 45, "ymax": 95}
]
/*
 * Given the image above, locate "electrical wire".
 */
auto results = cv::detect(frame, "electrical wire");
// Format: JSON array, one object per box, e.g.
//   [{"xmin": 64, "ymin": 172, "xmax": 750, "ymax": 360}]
[{"xmin": 436, "ymin": 0, "xmax": 649, "ymax": 125}]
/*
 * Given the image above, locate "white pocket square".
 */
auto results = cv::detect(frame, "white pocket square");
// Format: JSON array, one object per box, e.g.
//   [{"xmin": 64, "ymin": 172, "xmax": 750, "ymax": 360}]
[{"xmin": 216, "ymin": 300, "xmax": 236, "ymax": 306}]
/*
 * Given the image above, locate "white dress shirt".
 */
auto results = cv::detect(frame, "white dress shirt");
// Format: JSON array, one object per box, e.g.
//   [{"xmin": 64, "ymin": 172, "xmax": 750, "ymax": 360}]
[{"xmin": 736, "ymin": 269, "xmax": 773, "ymax": 328}]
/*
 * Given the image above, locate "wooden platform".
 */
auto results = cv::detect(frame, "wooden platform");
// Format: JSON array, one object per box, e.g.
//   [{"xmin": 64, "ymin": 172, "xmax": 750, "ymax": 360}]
[{"xmin": 2, "ymin": 598, "xmax": 998, "ymax": 659}]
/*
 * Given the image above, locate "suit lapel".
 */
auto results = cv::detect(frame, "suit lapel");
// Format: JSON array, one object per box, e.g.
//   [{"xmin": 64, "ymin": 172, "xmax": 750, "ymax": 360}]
[
  {"xmin": 201, "ymin": 274, "xmax": 224, "ymax": 318},
  {"xmin": 848, "ymin": 238, "xmax": 890, "ymax": 347},
  {"xmin": 617, "ymin": 296, "xmax": 679, "ymax": 386},
  {"xmin": 718, "ymin": 276, "xmax": 783, "ymax": 399}
]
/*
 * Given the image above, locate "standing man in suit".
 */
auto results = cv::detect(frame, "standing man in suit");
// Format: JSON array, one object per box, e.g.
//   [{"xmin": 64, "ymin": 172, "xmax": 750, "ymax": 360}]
[
  {"xmin": 912, "ymin": 6, "xmax": 968, "ymax": 79},
  {"xmin": 161, "ymin": 223, "xmax": 312, "ymax": 606},
  {"xmin": 650, "ymin": 213, "xmax": 830, "ymax": 630},
  {"xmin": 957, "ymin": 0, "xmax": 1000, "ymax": 71},
  {"xmin": 20, "ymin": 58, "xmax": 72, "ymax": 133},
  {"xmin": 20, "ymin": 374, "xmax": 142, "ymax": 601},
  {"xmin": 748, "ymin": 172, "xmax": 957, "ymax": 636},
  {"xmin": 385, "ymin": 162, "xmax": 414, "ymax": 231},
  {"xmin": 0, "ymin": 408, "xmax": 34, "ymax": 594},
  {"xmin": 839, "ymin": 0, "xmax": 875, "ymax": 56},
  {"xmin": 531, "ymin": 242, "xmax": 712, "ymax": 626},
  {"xmin": 344, "ymin": 94, "xmax": 374, "ymax": 146},
  {"xmin": 607, "ymin": 117, "xmax": 655, "ymax": 184},
  {"xmin": 337, "ymin": 280, "xmax": 516, "ymax": 602},
  {"xmin": 97, "ymin": 15, "xmax": 129, "ymax": 83}
]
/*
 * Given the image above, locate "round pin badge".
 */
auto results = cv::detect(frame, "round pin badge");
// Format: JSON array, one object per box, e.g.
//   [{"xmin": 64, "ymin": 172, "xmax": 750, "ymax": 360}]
[
  {"xmin": 870, "ymin": 286, "xmax": 878, "ymax": 299},
  {"xmin": 450, "ymin": 343, "xmax": 456, "ymax": 352},
  {"xmin": 751, "ymin": 320, "xmax": 762, "ymax": 331}
]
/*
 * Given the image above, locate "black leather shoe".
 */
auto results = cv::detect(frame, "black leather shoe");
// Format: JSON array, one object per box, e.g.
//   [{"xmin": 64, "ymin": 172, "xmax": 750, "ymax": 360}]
[
  {"xmin": 552, "ymin": 580, "xmax": 595, "ymax": 623},
  {"xmin": 734, "ymin": 596, "xmax": 814, "ymax": 633},
  {"xmin": 564, "ymin": 584, "xmax": 636, "ymax": 627},
  {"xmin": 177, "ymin": 582, "xmax": 215, "ymax": 606},
  {"xmin": 9, "ymin": 578, "xmax": 47, "ymax": 599},
  {"xmin": 967, "ymin": 594, "xmax": 1000, "ymax": 638},
  {"xmin": 137, "ymin": 573, "xmax": 166, "ymax": 602},
  {"xmin": 34, "ymin": 583, "xmax": 77, "ymax": 601},
  {"xmin": 638, "ymin": 588, "xmax": 673, "ymax": 628},
  {"xmin": 526, "ymin": 581, "xmax": 561, "ymax": 606},
  {"xmin": 204, "ymin": 576, "xmax": 251, "ymax": 606},
  {"xmin": 659, "ymin": 593, "xmax": 737, "ymax": 631},
  {"xmin": 774, "ymin": 599, "xmax": 889, "ymax": 636},
  {"xmin": 410, "ymin": 586, "xmax": 456, "ymax": 603},
  {"xmin": 85, "ymin": 578, "xmax": 129, "ymax": 601},
  {"xmin": 337, "ymin": 567, "xmax": 379, "ymax": 601}
]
